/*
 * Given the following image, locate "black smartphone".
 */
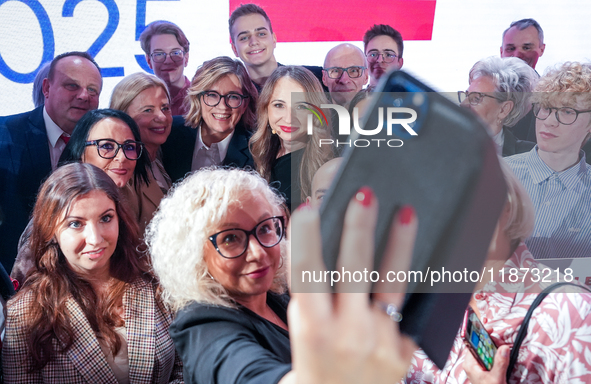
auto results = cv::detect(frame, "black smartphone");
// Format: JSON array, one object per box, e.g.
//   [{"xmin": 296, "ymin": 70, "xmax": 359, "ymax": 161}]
[
  {"xmin": 318, "ymin": 70, "xmax": 508, "ymax": 368},
  {"xmin": 460, "ymin": 307, "xmax": 497, "ymax": 371}
]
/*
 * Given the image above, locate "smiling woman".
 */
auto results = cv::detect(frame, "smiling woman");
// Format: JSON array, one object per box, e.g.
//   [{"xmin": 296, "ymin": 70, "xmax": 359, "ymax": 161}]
[
  {"xmin": 146, "ymin": 167, "xmax": 289, "ymax": 384},
  {"xmin": 160, "ymin": 56, "xmax": 257, "ymax": 183},
  {"xmin": 2, "ymin": 163, "xmax": 183, "ymax": 383},
  {"xmin": 111, "ymin": 72, "xmax": 174, "ymax": 233},
  {"xmin": 250, "ymin": 65, "xmax": 333, "ymax": 210},
  {"xmin": 57, "ymin": 109, "xmax": 152, "ymax": 234}
]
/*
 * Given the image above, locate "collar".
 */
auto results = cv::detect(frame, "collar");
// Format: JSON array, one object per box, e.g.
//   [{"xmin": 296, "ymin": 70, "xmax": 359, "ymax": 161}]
[
  {"xmin": 492, "ymin": 129, "xmax": 504, "ymax": 154},
  {"xmin": 171, "ymin": 76, "xmax": 191, "ymax": 104},
  {"xmin": 196, "ymin": 125, "xmax": 235, "ymax": 161},
  {"xmin": 43, "ymin": 106, "xmax": 67, "ymax": 147},
  {"xmin": 526, "ymin": 146, "xmax": 588, "ymax": 191}
]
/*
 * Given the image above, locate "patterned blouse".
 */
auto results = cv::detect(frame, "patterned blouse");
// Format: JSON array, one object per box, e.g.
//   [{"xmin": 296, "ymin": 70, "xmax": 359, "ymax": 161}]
[{"xmin": 404, "ymin": 243, "xmax": 591, "ymax": 384}]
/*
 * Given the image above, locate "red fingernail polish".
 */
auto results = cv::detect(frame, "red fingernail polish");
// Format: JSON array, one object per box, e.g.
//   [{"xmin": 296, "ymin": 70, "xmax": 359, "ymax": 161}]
[
  {"xmin": 398, "ymin": 205, "xmax": 415, "ymax": 225},
  {"xmin": 355, "ymin": 186, "xmax": 373, "ymax": 207}
]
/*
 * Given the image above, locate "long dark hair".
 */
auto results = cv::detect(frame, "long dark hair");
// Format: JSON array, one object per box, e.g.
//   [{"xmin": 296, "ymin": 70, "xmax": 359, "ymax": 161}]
[
  {"xmin": 20, "ymin": 163, "xmax": 151, "ymax": 370},
  {"xmin": 59, "ymin": 108, "xmax": 150, "ymax": 185},
  {"xmin": 250, "ymin": 65, "xmax": 333, "ymax": 199}
]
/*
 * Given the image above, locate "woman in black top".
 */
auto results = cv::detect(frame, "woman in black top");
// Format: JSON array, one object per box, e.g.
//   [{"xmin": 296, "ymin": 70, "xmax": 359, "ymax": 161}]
[
  {"xmin": 147, "ymin": 168, "xmax": 290, "ymax": 384},
  {"xmin": 249, "ymin": 66, "xmax": 333, "ymax": 210}
]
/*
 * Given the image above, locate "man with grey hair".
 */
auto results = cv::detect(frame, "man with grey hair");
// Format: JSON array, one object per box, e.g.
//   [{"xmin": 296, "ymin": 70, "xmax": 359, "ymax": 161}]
[
  {"xmin": 323, "ymin": 43, "xmax": 368, "ymax": 109},
  {"xmin": 500, "ymin": 18, "xmax": 545, "ymax": 70}
]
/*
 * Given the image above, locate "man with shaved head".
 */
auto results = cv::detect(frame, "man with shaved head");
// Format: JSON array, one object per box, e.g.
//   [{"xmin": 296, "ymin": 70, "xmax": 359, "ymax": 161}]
[{"xmin": 323, "ymin": 43, "xmax": 369, "ymax": 109}]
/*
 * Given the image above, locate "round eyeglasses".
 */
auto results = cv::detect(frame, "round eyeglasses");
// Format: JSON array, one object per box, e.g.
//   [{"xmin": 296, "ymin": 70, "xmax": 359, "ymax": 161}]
[
  {"xmin": 150, "ymin": 49, "xmax": 185, "ymax": 63},
  {"xmin": 366, "ymin": 51, "xmax": 399, "ymax": 63},
  {"xmin": 532, "ymin": 103, "xmax": 591, "ymax": 125},
  {"xmin": 457, "ymin": 91, "xmax": 503, "ymax": 106},
  {"xmin": 209, "ymin": 216, "xmax": 285, "ymax": 259},
  {"xmin": 199, "ymin": 90, "xmax": 249, "ymax": 109},
  {"xmin": 323, "ymin": 66, "xmax": 367, "ymax": 79},
  {"xmin": 85, "ymin": 139, "xmax": 143, "ymax": 160}
]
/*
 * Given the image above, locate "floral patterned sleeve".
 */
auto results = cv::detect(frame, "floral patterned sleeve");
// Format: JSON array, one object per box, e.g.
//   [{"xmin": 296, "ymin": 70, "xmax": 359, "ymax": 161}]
[{"xmin": 404, "ymin": 243, "xmax": 591, "ymax": 384}]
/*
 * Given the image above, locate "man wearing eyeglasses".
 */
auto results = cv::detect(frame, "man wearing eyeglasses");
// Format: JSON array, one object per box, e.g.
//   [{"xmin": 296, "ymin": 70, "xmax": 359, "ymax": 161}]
[
  {"xmin": 505, "ymin": 62, "xmax": 591, "ymax": 259},
  {"xmin": 322, "ymin": 43, "xmax": 369, "ymax": 109},
  {"xmin": 140, "ymin": 20, "xmax": 190, "ymax": 116},
  {"xmin": 363, "ymin": 24, "xmax": 404, "ymax": 90},
  {"xmin": 0, "ymin": 51, "xmax": 102, "ymax": 272}
]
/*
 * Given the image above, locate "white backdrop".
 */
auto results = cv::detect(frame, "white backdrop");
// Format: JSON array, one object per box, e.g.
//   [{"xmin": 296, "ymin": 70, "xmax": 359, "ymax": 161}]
[{"xmin": 0, "ymin": 0, "xmax": 590, "ymax": 116}]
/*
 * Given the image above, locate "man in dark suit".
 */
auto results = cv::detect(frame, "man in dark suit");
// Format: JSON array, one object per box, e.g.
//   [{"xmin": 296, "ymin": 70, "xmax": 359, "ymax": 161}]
[{"xmin": 0, "ymin": 51, "xmax": 102, "ymax": 271}]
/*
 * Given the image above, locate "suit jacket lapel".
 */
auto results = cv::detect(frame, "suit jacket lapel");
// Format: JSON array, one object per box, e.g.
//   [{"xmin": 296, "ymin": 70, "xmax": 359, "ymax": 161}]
[
  {"xmin": 223, "ymin": 124, "xmax": 252, "ymax": 168},
  {"xmin": 27, "ymin": 107, "xmax": 52, "ymax": 182},
  {"xmin": 65, "ymin": 298, "xmax": 119, "ymax": 384},
  {"xmin": 142, "ymin": 173, "xmax": 164, "ymax": 209},
  {"xmin": 502, "ymin": 126, "xmax": 517, "ymax": 157},
  {"xmin": 125, "ymin": 279, "xmax": 156, "ymax": 383}
]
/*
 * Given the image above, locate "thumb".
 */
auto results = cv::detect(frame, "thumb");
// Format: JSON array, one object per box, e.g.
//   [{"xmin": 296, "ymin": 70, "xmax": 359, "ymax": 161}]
[{"xmin": 489, "ymin": 345, "xmax": 510, "ymax": 382}]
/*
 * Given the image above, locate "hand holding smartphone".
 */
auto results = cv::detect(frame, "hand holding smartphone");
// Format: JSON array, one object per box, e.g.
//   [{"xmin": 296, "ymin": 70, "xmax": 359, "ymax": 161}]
[{"xmin": 461, "ymin": 307, "xmax": 497, "ymax": 371}]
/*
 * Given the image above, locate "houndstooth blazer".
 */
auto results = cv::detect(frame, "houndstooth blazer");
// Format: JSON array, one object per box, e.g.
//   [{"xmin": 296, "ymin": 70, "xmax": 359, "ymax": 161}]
[{"xmin": 2, "ymin": 278, "xmax": 183, "ymax": 383}]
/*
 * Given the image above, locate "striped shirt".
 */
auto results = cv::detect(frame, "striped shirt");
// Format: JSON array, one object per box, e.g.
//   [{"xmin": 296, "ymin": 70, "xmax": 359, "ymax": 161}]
[{"xmin": 505, "ymin": 147, "xmax": 591, "ymax": 259}]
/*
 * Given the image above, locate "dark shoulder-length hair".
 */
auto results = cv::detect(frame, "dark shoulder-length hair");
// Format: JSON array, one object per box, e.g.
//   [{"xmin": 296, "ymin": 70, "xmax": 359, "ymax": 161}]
[
  {"xmin": 19, "ymin": 162, "xmax": 151, "ymax": 370},
  {"xmin": 59, "ymin": 108, "xmax": 150, "ymax": 185}
]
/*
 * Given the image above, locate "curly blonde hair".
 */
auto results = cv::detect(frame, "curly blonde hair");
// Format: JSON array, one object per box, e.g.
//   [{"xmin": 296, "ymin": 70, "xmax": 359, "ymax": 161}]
[
  {"xmin": 533, "ymin": 61, "xmax": 591, "ymax": 106},
  {"xmin": 249, "ymin": 66, "xmax": 333, "ymax": 201},
  {"xmin": 145, "ymin": 167, "xmax": 288, "ymax": 311}
]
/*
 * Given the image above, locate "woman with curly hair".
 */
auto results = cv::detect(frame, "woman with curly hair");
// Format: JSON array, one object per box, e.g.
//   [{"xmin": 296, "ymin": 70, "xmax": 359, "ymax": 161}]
[
  {"xmin": 249, "ymin": 65, "xmax": 333, "ymax": 210},
  {"xmin": 3, "ymin": 163, "xmax": 183, "ymax": 383},
  {"xmin": 147, "ymin": 168, "xmax": 288, "ymax": 384}
]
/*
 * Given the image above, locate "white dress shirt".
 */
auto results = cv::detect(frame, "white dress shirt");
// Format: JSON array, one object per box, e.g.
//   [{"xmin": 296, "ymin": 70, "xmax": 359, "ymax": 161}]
[
  {"xmin": 191, "ymin": 126, "xmax": 234, "ymax": 171},
  {"xmin": 43, "ymin": 107, "xmax": 69, "ymax": 170}
]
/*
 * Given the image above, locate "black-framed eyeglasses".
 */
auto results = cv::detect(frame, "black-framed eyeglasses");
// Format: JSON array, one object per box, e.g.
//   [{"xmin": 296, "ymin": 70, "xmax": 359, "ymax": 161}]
[
  {"xmin": 150, "ymin": 49, "xmax": 185, "ymax": 63},
  {"xmin": 85, "ymin": 139, "xmax": 143, "ymax": 160},
  {"xmin": 209, "ymin": 216, "xmax": 285, "ymax": 259},
  {"xmin": 532, "ymin": 103, "xmax": 591, "ymax": 125},
  {"xmin": 458, "ymin": 91, "xmax": 503, "ymax": 106},
  {"xmin": 366, "ymin": 51, "xmax": 399, "ymax": 63},
  {"xmin": 199, "ymin": 90, "xmax": 249, "ymax": 109},
  {"xmin": 323, "ymin": 66, "xmax": 367, "ymax": 79}
]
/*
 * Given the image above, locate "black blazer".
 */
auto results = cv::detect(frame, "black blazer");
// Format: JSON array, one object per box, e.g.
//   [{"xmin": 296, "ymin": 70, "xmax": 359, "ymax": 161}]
[
  {"xmin": 0, "ymin": 106, "xmax": 52, "ymax": 271},
  {"xmin": 510, "ymin": 108, "xmax": 536, "ymax": 142},
  {"xmin": 161, "ymin": 116, "xmax": 254, "ymax": 183},
  {"xmin": 170, "ymin": 293, "xmax": 291, "ymax": 384},
  {"xmin": 502, "ymin": 127, "xmax": 535, "ymax": 157}
]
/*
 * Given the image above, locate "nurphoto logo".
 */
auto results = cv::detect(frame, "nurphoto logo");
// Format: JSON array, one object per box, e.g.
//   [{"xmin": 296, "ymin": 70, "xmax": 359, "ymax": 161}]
[{"xmin": 306, "ymin": 103, "xmax": 418, "ymax": 148}]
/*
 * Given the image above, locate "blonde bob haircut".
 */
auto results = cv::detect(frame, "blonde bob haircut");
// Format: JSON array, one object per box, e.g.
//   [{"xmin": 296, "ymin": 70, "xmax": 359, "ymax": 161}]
[
  {"xmin": 109, "ymin": 72, "xmax": 171, "ymax": 113},
  {"xmin": 249, "ymin": 65, "xmax": 333, "ymax": 200},
  {"xmin": 499, "ymin": 158, "xmax": 535, "ymax": 249},
  {"xmin": 184, "ymin": 56, "xmax": 257, "ymax": 130},
  {"xmin": 146, "ymin": 167, "xmax": 287, "ymax": 311}
]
